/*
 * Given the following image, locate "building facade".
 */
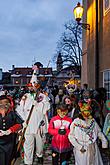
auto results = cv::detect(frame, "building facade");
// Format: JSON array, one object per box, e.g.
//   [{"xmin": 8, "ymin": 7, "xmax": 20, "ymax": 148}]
[
  {"xmin": 54, "ymin": 66, "xmax": 80, "ymax": 87},
  {"xmin": 82, "ymin": 0, "xmax": 110, "ymax": 98},
  {"xmin": 10, "ymin": 65, "xmax": 53, "ymax": 87}
]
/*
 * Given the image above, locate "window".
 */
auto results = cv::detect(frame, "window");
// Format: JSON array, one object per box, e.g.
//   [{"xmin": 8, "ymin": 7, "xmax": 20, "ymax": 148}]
[
  {"xmin": 16, "ymin": 71, "xmax": 20, "ymax": 75},
  {"xmin": 15, "ymin": 80, "xmax": 19, "ymax": 84},
  {"xmin": 45, "ymin": 70, "xmax": 48, "ymax": 74},
  {"xmin": 103, "ymin": 0, "xmax": 110, "ymax": 15},
  {"xmin": 103, "ymin": 70, "xmax": 110, "ymax": 99},
  {"xmin": 28, "ymin": 71, "xmax": 32, "ymax": 75}
]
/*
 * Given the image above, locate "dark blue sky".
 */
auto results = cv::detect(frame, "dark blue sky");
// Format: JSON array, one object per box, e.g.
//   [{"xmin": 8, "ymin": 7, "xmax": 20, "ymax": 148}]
[{"xmin": 0, "ymin": 0, "xmax": 81, "ymax": 71}]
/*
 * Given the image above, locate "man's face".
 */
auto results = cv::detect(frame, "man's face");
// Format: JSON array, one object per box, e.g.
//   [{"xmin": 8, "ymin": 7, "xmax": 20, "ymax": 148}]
[
  {"xmin": 58, "ymin": 90, "xmax": 63, "ymax": 95},
  {"xmin": 0, "ymin": 99, "xmax": 10, "ymax": 111}
]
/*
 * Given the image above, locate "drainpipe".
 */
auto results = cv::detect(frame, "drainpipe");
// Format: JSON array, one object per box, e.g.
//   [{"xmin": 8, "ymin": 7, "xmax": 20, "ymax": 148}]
[{"xmin": 95, "ymin": 0, "xmax": 99, "ymax": 89}]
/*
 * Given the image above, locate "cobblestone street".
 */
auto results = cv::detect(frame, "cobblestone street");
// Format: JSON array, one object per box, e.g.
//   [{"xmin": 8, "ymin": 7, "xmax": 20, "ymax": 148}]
[{"xmin": 15, "ymin": 144, "xmax": 110, "ymax": 165}]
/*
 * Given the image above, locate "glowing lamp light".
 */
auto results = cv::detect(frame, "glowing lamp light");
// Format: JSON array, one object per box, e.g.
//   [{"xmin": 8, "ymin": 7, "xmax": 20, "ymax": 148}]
[
  {"xmin": 15, "ymin": 80, "xmax": 19, "ymax": 84},
  {"xmin": 73, "ymin": 2, "xmax": 84, "ymax": 23}
]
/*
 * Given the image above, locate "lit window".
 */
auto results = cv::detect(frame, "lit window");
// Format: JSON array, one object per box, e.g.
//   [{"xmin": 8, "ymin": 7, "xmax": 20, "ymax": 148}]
[
  {"xmin": 16, "ymin": 71, "xmax": 19, "ymax": 74},
  {"xmin": 45, "ymin": 70, "xmax": 48, "ymax": 74},
  {"xmin": 15, "ymin": 80, "xmax": 19, "ymax": 84},
  {"xmin": 103, "ymin": 70, "xmax": 110, "ymax": 99},
  {"xmin": 104, "ymin": 0, "xmax": 110, "ymax": 15},
  {"xmin": 28, "ymin": 71, "xmax": 32, "ymax": 75}
]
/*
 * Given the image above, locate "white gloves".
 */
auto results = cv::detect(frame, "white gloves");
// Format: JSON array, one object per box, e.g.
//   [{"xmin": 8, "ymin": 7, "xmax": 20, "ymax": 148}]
[
  {"xmin": 0, "ymin": 129, "xmax": 12, "ymax": 136},
  {"xmin": 23, "ymin": 122, "xmax": 27, "ymax": 128}
]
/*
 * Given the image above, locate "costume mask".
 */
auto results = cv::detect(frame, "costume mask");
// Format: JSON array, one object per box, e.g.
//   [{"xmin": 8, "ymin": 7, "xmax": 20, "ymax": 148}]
[
  {"xmin": 57, "ymin": 109, "xmax": 68, "ymax": 118},
  {"xmin": 65, "ymin": 98, "xmax": 72, "ymax": 105},
  {"xmin": 66, "ymin": 84, "xmax": 77, "ymax": 95},
  {"xmin": 78, "ymin": 101, "xmax": 92, "ymax": 119},
  {"xmin": 0, "ymin": 99, "xmax": 11, "ymax": 117},
  {"xmin": 0, "ymin": 103, "xmax": 10, "ymax": 110}
]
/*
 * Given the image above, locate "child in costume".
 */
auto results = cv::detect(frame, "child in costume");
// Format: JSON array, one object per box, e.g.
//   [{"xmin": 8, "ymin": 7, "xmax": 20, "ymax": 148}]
[
  {"xmin": 0, "ymin": 95, "xmax": 23, "ymax": 165},
  {"xmin": 82, "ymin": 90, "xmax": 103, "ymax": 127},
  {"xmin": 48, "ymin": 103, "xmax": 72, "ymax": 165},
  {"xmin": 68, "ymin": 100, "xmax": 108, "ymax": 165},
  {"xmin": 62, "ymin": 95, "xmax": 79, "ymax": 120}
]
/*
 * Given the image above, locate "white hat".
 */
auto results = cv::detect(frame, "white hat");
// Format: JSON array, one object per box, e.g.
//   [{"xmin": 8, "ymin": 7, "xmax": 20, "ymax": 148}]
[{"xmin": 30, "ymin": 65, "xmax": 39, "ymax": 86}]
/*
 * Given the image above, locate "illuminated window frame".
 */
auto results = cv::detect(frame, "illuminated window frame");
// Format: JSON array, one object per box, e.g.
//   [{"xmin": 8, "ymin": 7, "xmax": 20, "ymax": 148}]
[
  {"xmin": 16, "ymin": 71, "xmax": 20, "ymax": 75},
  {"xmin": 103, "ymin": 0, "xmax": 110, "ymax": 15},
  {"xmin": 103, "ymin": 69, "xmax": 110, "ymax": 99}
]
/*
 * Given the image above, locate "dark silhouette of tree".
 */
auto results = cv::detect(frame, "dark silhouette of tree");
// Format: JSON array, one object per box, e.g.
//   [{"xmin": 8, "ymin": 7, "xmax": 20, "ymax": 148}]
[{"xmin": 55, "ymin": 20, "xmax": 82, "ymax": 77}]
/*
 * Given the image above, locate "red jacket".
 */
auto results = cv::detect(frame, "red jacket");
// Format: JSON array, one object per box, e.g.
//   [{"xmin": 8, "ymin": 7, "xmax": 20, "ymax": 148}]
[{"xmin": 48, "ymin": 115, "xmax": 72, "ymax": 153}]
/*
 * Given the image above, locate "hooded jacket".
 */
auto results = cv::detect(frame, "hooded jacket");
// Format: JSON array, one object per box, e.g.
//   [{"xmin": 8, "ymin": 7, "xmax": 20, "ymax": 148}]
[{"xmin": 48, "ymin": 115, "xmax": 72, "ymax": 153}]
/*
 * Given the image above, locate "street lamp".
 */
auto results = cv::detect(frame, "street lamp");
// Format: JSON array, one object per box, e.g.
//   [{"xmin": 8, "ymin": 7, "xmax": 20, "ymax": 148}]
[
  {"xmin": 74, "ymin": 1, "xmax": 99, "ymax": 88},
  {"xmin": 73, "ymin": 2, "xmax": 90, "ymax": 30}
]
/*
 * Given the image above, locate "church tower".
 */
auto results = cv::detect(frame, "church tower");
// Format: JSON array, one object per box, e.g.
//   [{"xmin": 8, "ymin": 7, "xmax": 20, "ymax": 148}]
[{"xmin": 56, "ymin": 52, "xmax": 63, "ymax": 72}]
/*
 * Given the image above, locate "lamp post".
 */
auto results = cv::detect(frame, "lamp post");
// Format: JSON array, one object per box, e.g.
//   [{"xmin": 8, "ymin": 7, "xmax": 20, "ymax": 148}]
[
  {"xmin": 73, "ymin": 2, "xmax": 90, "ymax": 31},
  {"xmin": 73, "ymin": 1, "xmax": 99, "ymax": 89},
  {"xmin": 73, "ymin": 2, "xmax": 90, "ymax": 88}
]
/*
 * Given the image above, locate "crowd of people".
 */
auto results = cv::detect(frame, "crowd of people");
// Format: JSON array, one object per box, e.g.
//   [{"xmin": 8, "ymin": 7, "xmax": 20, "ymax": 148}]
[{"xmin": 0, "ymin": 69, "xmax": 110, "ymax": 165}]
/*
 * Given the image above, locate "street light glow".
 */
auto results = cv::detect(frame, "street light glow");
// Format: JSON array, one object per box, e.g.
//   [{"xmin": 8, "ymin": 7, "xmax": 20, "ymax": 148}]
[{"xmin": 73, "ymin": 2, "xmax": 84, "ymax": 23}]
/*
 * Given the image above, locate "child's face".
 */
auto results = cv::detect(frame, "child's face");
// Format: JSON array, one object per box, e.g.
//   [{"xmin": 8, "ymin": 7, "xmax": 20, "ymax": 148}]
[
  {"xmin": 57, "ymin": 109, "xmax": 68, "ymax": 118},
  {"xmin": 0, "ymin": 99, "xmax": 10, "ymax": 112}
]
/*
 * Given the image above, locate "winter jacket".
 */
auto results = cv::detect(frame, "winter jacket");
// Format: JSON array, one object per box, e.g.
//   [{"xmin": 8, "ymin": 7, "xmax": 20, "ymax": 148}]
[
  {"xmin": 0, "ymin": 110, "xmax": 23, "ymax": 144},
  {"xmin": 48, "ymin": 115, "xmax": 72, "ymax": 153}
]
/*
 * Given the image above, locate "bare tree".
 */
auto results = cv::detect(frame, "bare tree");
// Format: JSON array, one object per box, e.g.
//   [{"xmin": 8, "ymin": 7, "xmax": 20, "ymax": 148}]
[{"xmin": 55, "ymin": 20, "xmax": 82, "ymax": 76}]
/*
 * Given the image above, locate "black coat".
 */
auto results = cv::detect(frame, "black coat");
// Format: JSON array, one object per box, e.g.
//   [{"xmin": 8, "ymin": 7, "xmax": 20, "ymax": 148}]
[{"xmin": 0, "ymin": 110, "xmax": 23, "ymax": 165}]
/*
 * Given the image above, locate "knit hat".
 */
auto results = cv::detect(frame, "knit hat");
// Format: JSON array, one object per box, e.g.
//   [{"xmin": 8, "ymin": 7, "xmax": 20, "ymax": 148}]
[{"xmin": 30, "ymin": 65, "xmax": 39, "ymax": 86}]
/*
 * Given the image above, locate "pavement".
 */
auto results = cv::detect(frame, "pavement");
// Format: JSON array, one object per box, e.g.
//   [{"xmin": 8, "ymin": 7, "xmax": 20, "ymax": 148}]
[
  {"xmin": 15, "ymin": 143, "xmax": 74, "ymax": 165},
  {"xmin": 14, "ymin": 144, "xmax": 110, "ymax": 165}
]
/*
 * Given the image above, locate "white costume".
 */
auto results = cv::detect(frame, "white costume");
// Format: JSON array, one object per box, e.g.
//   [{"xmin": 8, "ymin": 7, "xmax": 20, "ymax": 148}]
[
  {"xmin": 68, "ymin": 118, "xmax": 108, "ymax": 165},
  {"xmin": 16, "ymin": 92, "xmax": 50, "ymax": 165}
]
